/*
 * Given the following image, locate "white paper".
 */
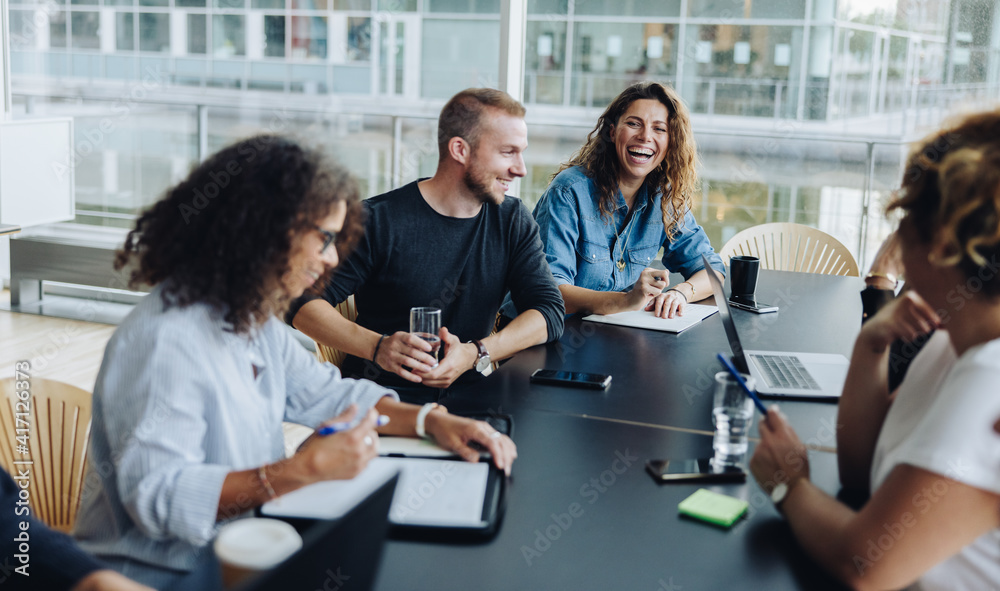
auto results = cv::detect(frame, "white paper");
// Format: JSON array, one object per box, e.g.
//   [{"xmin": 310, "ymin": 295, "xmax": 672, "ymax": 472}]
[
  {"xmin": 582, "ymin": 304, "xmax": 718, "ymax": 334},
  {"xmin": 261, "ymin": 458, "xmax": 490, "ymax": 528},
  {"xmin": 378, "ymin": 436, "xmax": 455, "ymax": 458}
]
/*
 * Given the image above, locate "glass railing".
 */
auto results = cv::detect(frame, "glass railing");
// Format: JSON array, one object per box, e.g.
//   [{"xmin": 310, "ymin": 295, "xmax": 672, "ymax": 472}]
[{"xmin": 9, "ymin": 91, "xmax": 927, "ymax": 271}]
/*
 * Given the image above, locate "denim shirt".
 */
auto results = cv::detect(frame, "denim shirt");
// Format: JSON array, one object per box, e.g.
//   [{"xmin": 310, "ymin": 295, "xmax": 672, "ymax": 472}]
[{"xmin": 535, "ymin": 165, "xmax": 725, "ymax": 293}]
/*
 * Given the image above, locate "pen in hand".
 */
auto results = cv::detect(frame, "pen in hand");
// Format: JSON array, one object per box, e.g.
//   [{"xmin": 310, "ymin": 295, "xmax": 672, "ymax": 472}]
[
  {"xmin": 317, "ymin": 414, "xmax": 390, "ymax": 436},
  {"xmin": 715, "ymin": 353, "xmax": 768, "ymax": 415}
]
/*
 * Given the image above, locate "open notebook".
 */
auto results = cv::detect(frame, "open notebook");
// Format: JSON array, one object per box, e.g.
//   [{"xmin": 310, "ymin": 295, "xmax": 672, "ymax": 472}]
[{"xmin": 583, "ymin": 304, "xmax": 719, "ymax": 334}]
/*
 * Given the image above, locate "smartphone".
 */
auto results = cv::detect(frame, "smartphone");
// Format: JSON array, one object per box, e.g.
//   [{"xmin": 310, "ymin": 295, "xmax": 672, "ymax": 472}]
[
  {"xmin": 529, "ymin": 369, "xmax": 611, "ymax": 390},
  {"xmin": 729, "ymin": 295, "xmax": 779, "ymax": 314},
  {"xmin": 645, "ymin": 458, "xmax": 746, "ymax": 483}
]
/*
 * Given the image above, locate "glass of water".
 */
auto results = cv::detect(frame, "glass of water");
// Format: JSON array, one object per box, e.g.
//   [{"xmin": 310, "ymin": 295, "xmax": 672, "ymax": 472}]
[
  {"xmin": 409, "ymin": 307, "xmax": 442, "ymax": 367},
  {"xmin": 711, "ymin": 371, "xmax": 756, "ymax": 467}
]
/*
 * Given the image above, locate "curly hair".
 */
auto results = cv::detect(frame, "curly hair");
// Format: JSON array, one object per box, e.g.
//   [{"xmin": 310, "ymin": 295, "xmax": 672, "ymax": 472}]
[
  {"xmin": 115, "ymin": 135, "xmax": 364, "ymax": 333},
  {"xmin": 559, "ymin": 81, "xmax": 699, "ymax": 238},
  {"xmin": 888, "ymin": 109, "xmax": 1000, "ymax": 297}
]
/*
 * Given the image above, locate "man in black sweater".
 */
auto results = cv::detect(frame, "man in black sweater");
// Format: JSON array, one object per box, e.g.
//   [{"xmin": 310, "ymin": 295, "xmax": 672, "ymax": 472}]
[{"xmin": 289, "ymin": 89, "xmax": 564, "ymax": 400}]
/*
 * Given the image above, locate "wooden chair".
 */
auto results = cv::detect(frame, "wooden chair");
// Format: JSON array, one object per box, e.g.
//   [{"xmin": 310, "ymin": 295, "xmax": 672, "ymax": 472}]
[
  {"xmin": 719, "ymin": 222, "xmax": 860, "ymax": 277},
  {"xmin": 314, "ymin": 295, "xmax": 357, "ymax": 369},
  {"xmin": 313, "ymin": 294, "xmax": 501, "ymax": 372},
  {"xmin": 0, "ymin": 378, "xmax": 92, "ymax": 533}
]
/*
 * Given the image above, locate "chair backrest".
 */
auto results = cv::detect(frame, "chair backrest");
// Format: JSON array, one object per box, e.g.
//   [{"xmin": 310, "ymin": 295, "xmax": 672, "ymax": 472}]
[
  {"xmin": 0, "ymin": 378, "xmax": 92, "ymax": 533},
  {"xmin": 719, "ymin": 222, "xmax": 860, "ymax": 277},
  {"xmin": 315, "ymin": 295, "xmax": 358, "ymax": 369}
]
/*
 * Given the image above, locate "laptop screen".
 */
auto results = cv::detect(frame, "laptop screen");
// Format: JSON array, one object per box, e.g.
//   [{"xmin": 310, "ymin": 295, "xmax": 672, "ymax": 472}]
[{"xmin": 701, "ymin": 254, "xmax": 752, "ymax": 375}]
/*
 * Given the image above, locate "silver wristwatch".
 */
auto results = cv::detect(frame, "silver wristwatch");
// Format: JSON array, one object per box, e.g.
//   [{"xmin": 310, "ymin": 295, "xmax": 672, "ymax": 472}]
[{"xmin": 470, "ymin": 339, "xmax": 492, "ymax": 376}]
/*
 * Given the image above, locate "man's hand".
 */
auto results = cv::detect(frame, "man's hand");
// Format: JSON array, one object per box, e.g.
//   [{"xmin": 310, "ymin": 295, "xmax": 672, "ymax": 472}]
[
  {"xmin": 624, "ymin": 267, "xmax": 668, "ymax": 311},
  {"xmin": 424, "ymin": 411, "xmax": 517, "ymax": 475},
  {"xmin": 415, "ymin": 327, "xmax": 477, "ymax": 388},
  {"xmin": 374, "ymin": 331, "xmax": 440, "ymax": 383}
]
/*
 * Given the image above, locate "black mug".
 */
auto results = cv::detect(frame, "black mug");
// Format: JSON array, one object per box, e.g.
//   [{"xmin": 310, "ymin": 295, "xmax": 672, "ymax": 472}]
[{"xmin": 730, "ymin": 256, "xmax": 760, "ymax": 298}]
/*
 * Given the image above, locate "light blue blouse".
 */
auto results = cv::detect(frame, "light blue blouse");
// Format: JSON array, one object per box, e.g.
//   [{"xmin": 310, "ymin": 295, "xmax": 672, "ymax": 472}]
[
  {"xmin": 535, "ymin": 165, "xmax": 724, "ymax": 293},
  {"xmin": 74, "ymin": 283, "xmax": 396, "ymax": 587}
]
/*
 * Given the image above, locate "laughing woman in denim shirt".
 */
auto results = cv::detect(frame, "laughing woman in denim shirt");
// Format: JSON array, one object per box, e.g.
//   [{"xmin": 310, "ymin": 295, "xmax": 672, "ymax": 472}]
[{"xmin": 535, "ymin": 81, "xmax": 724, "ymax": 318}]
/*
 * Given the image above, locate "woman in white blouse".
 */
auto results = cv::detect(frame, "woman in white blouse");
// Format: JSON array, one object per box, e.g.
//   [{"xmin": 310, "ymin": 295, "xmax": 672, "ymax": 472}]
[
  {"xmin": 750, "ymin": 110, "xmax": 1000, "ymax": 591},
  {"xmin": 74, "ymin": 136, "xmax": 516, "ymax": 588}
]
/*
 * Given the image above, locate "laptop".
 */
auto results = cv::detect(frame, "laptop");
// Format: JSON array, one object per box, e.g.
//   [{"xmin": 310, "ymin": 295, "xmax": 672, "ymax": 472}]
[
  {"xmin": 174, "ymin": 473, "xmax": 398, "ymax": 591},
  {"xmin": 702, "ymin": 254, "xmax": 849, "ymax": 399}
]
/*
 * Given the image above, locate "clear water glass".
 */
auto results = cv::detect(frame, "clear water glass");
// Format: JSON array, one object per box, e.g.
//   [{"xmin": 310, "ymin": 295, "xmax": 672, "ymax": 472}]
[
  {"xmin": 409, "ymin": 307, "xmax": 442, "ymax": 366},
  {"xmin": 711, "ymin": 371, "xmax": 756, "ymax": 466}
]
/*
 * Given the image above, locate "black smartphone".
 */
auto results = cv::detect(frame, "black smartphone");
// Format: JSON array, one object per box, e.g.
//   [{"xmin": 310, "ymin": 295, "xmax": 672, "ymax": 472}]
[
  {"xmin": 729, "ymin": 295, "xmax": 779, "ymax": 314},
  {"xmin": 529, "ymin": 369, "xmax": 611, "ymax": 390},
  {"xmin": 645, "ymin": 458, "xmax": 746, "ymax": 483}
]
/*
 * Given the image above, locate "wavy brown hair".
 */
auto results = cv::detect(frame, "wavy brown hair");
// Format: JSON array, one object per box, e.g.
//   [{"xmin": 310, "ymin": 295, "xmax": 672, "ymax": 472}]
[
  {"xmin": 115, "ymin": 135, "xmax": 364, "ymax": 333},
  {"xmin": 888, "ymin": 109, "xmax": 1000, "ymax": 297},
  {"xmin": 559, "ymin": 81, "xmax": 699, "ymax": 238}
]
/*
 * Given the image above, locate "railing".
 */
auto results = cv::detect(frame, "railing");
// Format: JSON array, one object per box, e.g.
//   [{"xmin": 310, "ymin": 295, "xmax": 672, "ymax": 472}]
[{"xmin": 7, "ymin": 90, "xmax": 942, "ymax": 273}]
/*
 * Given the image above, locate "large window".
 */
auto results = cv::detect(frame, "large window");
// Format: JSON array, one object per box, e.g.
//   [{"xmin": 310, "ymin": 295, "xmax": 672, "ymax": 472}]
[{"xmin": 4, "ymin": 0, "xmax": 1000, "ymax": 276}]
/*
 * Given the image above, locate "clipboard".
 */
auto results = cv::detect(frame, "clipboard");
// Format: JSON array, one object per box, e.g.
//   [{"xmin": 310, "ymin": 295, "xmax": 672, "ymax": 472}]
[{"xmin": 261, "ymin": 414, "xmax": 511, "ymax": 540}]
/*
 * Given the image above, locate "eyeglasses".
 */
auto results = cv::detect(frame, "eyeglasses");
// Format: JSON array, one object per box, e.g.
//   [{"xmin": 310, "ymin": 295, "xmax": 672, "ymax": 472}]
[{"xmin": 314, "ymin": 226, "xmax": 338, "ymax": 253}]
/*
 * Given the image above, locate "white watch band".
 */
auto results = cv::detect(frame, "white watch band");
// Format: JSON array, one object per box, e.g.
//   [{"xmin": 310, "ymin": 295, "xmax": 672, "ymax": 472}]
[{"xmin": 415, "ymin": 403, "xmax": 439, "ymax": 439}]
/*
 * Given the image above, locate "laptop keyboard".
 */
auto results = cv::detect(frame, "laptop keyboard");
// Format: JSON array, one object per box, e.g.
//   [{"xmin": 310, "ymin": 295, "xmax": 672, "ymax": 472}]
[{"xmin": 750, "ymin": 354, "xmax": 821, "ymax": 391}]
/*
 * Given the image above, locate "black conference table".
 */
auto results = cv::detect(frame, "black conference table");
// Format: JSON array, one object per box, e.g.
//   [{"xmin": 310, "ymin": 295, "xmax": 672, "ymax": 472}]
[{"xmin": 373, "ymin": 270, "xmax": 862, "ymax": 591}]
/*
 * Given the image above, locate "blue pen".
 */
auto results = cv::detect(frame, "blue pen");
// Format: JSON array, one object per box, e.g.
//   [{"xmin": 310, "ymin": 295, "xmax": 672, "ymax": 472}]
[
  {"xmin": 715, "ymin": 353, "xmax": 768, "ymax": 415},
  {"xmin": 317, "ymin": 414, "xmax": 390, "ymax": 436}
]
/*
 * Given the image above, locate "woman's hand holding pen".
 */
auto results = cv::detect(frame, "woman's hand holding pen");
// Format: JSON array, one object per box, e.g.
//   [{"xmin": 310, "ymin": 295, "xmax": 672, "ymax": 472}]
[
  {"xmin": 625, "ymin": 267, "xmax": 669, "ymax": 311},
  {"xmin": 295, "ymin": 404, "xmax": 380, "ymax": 483}
]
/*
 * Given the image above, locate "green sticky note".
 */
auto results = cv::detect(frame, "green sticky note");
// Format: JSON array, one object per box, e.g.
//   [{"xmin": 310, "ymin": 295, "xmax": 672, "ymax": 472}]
[{"xmin": 678, "ymin": 488, "xmax": 748, "ymax": 528}]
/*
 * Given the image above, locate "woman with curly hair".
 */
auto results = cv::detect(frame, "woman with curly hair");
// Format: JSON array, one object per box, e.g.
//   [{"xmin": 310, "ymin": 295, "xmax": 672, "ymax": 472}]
[
  {"xmin": 73, "ymin": 135, "xmax": 516, "ymax": 588},
  {"xmin": 750, "ymin": 110, "xmax": 1000, "ymax": 591},
  {"xmin": 528, "ymin": 81, "xmax": 724, "ymax": 318}
]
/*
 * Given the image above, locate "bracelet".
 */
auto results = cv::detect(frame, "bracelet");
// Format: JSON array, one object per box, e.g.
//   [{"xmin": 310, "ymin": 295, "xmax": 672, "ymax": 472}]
[
  {"xmin": 865, "ymin": 271, "xmax": 898, "ymax": 289},
  {"xmin": 681, "ymin": 280, "xmax": 696, "ymax": 299},
  {"xmin": 372, "ymin": 334, "xmax": 389, "ymax": 366},
  {"xmin": 666, "ymin": 288, "xmax": 688, "ymax": 302},
  {"xmin": 415, "ymin": 403, "xmax": 440, "ymax": 439},
  {"xmin": 258, "ymin": 465, "xmax": 278, "ymax": 500}
]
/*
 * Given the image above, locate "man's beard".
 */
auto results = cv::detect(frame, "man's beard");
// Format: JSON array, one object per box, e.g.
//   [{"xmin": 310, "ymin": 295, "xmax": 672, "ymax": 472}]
[{"xmin": 463, "ymin": 166, "xmax": 505, "ymax": 206}]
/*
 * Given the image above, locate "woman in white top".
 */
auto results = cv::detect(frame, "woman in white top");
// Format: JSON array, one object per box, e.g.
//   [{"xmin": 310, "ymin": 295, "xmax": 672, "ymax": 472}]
[
  {"xmin": 74, "ymin": 136, "xmax": 516, "ymax": 588},
  {"xmin": 749, "ymin": 110, "xmax": 1000, "ymax": 591}
]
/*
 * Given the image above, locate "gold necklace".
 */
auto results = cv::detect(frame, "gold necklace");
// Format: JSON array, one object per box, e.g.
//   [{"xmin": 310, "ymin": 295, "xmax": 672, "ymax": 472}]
[{"xmin": 614, "ymin": 213, "xmax": 637, "ymax": 271}]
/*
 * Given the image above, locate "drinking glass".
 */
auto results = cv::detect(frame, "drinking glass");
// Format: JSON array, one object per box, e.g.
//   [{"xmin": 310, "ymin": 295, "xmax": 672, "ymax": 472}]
[
  {"xmin": 409, "ymin": 307, "xmax": 442, "ymax": 366},
  {"xmin": 711, "ymin": 371, "xmax": 756, "ymax": 466}
]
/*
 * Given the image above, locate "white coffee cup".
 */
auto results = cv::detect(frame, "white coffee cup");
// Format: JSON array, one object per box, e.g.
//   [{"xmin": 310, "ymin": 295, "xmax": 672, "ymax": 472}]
[{"xmin": 214, "ymin": 518, "xmax": 303, "ymax": 588}]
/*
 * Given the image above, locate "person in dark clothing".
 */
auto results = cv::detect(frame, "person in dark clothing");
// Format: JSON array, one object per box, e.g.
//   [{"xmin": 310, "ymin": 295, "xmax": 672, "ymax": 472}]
[
  {"xmin": 289, "ymin": 88, "xmax": 564, "ymax": 399},
  {"xmin": 0, "ymin": 468, "xmax": 152, "ymax": 591},
  {"xmin": 860, "ymin": 230, "xmax": 929, "ymax": 392}
]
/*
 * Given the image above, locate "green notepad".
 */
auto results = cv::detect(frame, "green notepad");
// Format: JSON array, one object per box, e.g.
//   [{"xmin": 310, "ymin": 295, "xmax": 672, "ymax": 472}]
[{"xmin": 678, "ymin": 488, "xmax": 748, "ymax": 528}]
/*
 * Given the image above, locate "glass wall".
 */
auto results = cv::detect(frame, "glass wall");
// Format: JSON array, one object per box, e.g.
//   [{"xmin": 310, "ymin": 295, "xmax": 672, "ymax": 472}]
[{"xmin": 5, "ymin": 0, "xmax": 1000, "ymax": 274}]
